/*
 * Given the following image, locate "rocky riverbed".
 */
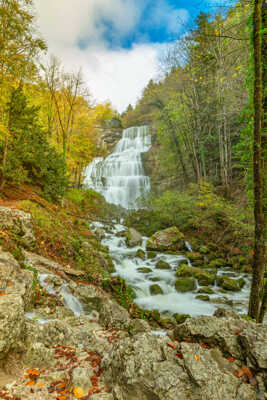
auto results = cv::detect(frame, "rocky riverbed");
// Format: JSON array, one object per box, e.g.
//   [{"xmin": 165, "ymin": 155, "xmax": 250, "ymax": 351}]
[{"xmin": 0, "ymin": 206, "xmax": 266, "ymax": 400}]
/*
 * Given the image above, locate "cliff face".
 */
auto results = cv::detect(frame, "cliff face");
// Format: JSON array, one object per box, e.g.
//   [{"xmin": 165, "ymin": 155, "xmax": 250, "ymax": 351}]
[
  {"xmin": 97, "ymin": 128, "xmax": 122, "ymax": 155},
  {"xmin": 142, "ymin": 145, "xmax": 180, "ymax": 194}
]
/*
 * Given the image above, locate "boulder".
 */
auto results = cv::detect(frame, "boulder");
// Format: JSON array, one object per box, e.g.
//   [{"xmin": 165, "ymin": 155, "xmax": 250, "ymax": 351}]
[
  {"xmin": 149, "ymin": 284, "xmax": 164, "ymax": 295},
  {"xmin": 155, "ymin": 260, "xmax": 172, "ymax": 270},
  {"xmin": 176, "ymin": 265, "xmax": 216, "ymax": 286},
  {"xmin": 197, "ymin": 286, "xmax": 215, "ymax": 294},
  {"xmin": 196, "ymin": 295, "xmax": 210, "ymax": 301},
  {"xmin": 146, "ymin": 226, "xmax": 184, "ymax": 252},
  {"xmin": 0, "ymin": 206, "xmax": 35, "ymax": 248},
  {"xmin": 175, "ymin": 278, "xmax": 196, "ymax": 292},
  {"xmin": 137, "ymin": 267, "xmax": 153, "ymax": 274},
  {"xmin": 102, "ymin": 333, "xmax": 193, "ymax": 400},
  {"xmin": 136, "ymin": 248, "xmax": 146, "ymax": 260},
  {"xmin": 99, "ymin": 299, "xmax": 131, "ymax": 330},
  {"xmin": 0, "ymin": 295, "xmax": 25, "ymax": 359},
  {"xmin": 125, "ymin": 228, "xmax": 142, "ymax": 247},
  {"xmin": 217, "ymin": 276, "xmax": 240, "ymax": 291},
  {"xmin": 71, "ymin": 366, "xmax": 94, "ymax": 394}
]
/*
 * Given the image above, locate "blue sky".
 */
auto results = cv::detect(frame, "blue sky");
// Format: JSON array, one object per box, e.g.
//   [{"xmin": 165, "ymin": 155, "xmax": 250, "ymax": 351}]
[{"xmin": 36, "ymin": 0, "xmax": 229, "ymax": 111}]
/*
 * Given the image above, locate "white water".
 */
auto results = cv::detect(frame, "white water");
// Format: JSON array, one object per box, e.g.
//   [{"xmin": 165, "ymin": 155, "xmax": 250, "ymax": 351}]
[
  {"xmin": 91, "ymin": 222, "xmax": 251, "ymax": 317},
  {"xmin": 84, "ymin": 126, "xmax": 151, "ymax": 209}
]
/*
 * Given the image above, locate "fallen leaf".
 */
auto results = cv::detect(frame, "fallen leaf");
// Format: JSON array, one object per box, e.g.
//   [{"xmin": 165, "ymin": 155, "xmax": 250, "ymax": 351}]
[
  {"xmin": 73, "ymin": 387, "xmax": 85, "ymax": 399},
  {"xmin": 194, "ymin": 354, "xmax": 199, "ymax": 361},
  {"xmin": 26, "ymin": 381, "xmax": 35, "ymax": 386},
  {"xmin": 37, "ymin": 382, "xmax": 45, "ymax": 388},
  {"xmin": 0, "ymin": 293, "xmax": 8, "ymax": 296},
  {"xmin": 176, "ymin": 353, "xmax": 183, "ymax": 359},
  {"xmin": 28, "ymin": 369, "xmax": 39, "ymax": 376},
  {"xmin": 227, "ymin": 356, "xmax": 235, "ymax": 363},
  {"xmin": 201, "ymin": 343, "xmax": 208, "ymax": 349},
  {"xmin": 235, "ymin": 330, "xmax": 241, "ymax": 335},
  {"xmin": 56, "ymin": 396, "xmax": 67, "ymax": 400},
  {"xmin": 167, "ymin": 343, "xmax": 177, "ymax": 350}
]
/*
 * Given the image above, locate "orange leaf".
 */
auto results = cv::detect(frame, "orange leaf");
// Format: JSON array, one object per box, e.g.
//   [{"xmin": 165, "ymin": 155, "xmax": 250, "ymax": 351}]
[
  {"xmin": 28, "ymin": 369, "xmax": 39, "ymax": 376},
  {"xmin": 250, "ymin": 249, "xmax": 254, "ymax": 255},
  {"xmin": 56, "ymin": 396, "xmax": 67, "ymax": 400},
  {"xmin": 176, "ymin": 353, "xmax": 183, "ymax": 359},
  {"xmin": 235, "ymin": 330, "xmax": 241, "ymax": 335},
  {"xmin": 0, "ymin": 293, "xmax": 8, "ymax": 296},
  {"xmin": 57, "ymin": 382, "xmax": 68, "ymax": 389},
  {"xmin": 167, "ymin": 343, "xmax": 177, "ymax": 350},
  {"xmin": 201, "ymin": 343, "xmax": 208, "ymax": 349},
  {"xmin": 227, "ymin": 356, "xmax": 235, "ymax": 363},
  {"xmin": 7, "ymin": 282, "xmax": 13, "ymax": 286},
  {"xmin": 37, "ymin": 382, "xmax": 45, "ymax": 388},
  {"xmin": 26, "ymin": 381, "xmax": 35, "ymax": 386},
  {"xmin": 194, "ymin": 354, "xmax": 199, "ymax": 361},
  {"xmin": 241, "ymin": 365, "xmax": 252, "ymax": 377}
]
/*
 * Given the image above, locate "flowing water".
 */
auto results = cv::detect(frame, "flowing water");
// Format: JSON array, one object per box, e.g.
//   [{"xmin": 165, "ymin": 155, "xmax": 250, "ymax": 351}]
[
  {"xmin": 91, "ymin": 222, "xmax": 251, "ymax": 317},
  {"xmin": 83, "ymin": 126, "xmax": 151, "ymax": 209}
]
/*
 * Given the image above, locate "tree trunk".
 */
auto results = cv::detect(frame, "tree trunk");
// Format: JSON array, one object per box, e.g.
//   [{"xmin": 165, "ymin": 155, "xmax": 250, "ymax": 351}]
[{"xmin": 248, "ymin": 0, "xmax": 264, "ymax": 322}]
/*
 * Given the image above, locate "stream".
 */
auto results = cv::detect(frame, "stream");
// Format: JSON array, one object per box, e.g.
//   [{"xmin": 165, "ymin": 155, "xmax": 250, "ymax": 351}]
[{"xmin": 91, "ymin": 221, "xmax": 251, "ymax": 318}]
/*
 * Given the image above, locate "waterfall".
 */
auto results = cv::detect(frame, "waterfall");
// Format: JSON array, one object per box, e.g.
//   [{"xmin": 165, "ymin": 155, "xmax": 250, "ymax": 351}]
[{"xmin": 83, "ymin": 126, "xmax": 151, "ymax": 209}]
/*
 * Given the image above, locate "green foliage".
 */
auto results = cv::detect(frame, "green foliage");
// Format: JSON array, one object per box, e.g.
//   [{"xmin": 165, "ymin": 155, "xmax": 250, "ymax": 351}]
[{"xmin": 0, "ymin": 86, "xmax": 68, "ymax": 201}]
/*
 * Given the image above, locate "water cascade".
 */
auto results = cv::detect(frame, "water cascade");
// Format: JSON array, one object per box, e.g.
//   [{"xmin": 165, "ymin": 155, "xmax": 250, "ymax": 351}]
[{"xmin": 84, "ymin": 126, "xmax": 151, "ymax": 209}]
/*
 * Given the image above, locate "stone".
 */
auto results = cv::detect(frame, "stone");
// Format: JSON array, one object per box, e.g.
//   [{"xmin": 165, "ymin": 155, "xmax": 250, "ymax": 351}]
[
  {"xmin": 147, "ymin": 251, "xmax": 157, "ymax": 259},
  {"xmin": 102, "ymin": 333, "xmax": 193, "ymax": 400},
  {"xmin": 173, "ymin": 310, "xmax": 258, "ymax": 359},
  {"xmin": 90, "ymin": 395, "xmax": 114, "ymax": 400},
  {"xmin": 99, "ymin": 300, "xmax": 131, "ymax": 330},
  {"xmin": 0, "ymin": 295, "xmax": 25, "ymax": 359},
  {"xmin": 149, "ymin": 284, "xmax": 164, "ymax": 295},
  {"xmin": 125, "ymin": 228, "xmax": 143, "ymax": 247},
  {"xmin": 0, "ymin": 206, "xmax": 35, "ymax": 248},
  {"xmin": 94, "ymin": 227, "xmax": 105, "ymax": 239},
  {"xmin": 146, "ymin": 226, "xmax": 184, "ymax": 252},
  {"xmin": 180, "ymin": 342, "xmax": 257, "ymax": 400},
  {"xmin": 196, "ymin": 295, "xmax": 210, "ymax": 301},
  {"xmin": 155, "ymin": 260, "xmax": 171, "ymax": 270},
  {"xmin": 173, "ymin": 313, "xmax": 190, "ymax": 324},
  {"xmin": 130, "ymin": 319, "xmax": 151, "ymax": 334},
  {"xmin": 149, "ymin": 277, "xmax": 162, "ymax": 282},
  {"xmin": 71, "ymin": 366, "xmax": 94, "ymax": 394},
  {"xmin": 237, "ymin": 277, "xmax": 245, "ymax": 288},
  {"xmin": 176, "ymin": 265, "xmax": 216, "ymax": 286},
  {"xmin": 197, "ymin": 286, "xmax": 215, "ymax": 294},
  {"xmin": 238, "ymin": 324, "xmax": 267, "ymax": 369},
  {"xmin": 209, "ymin": 259, "xmax": 225, "ymax": 268},
  {"xmin": 175, "ymin": 278, "xmax": 196, "ymax": 292},
  {"xmin": 217, "ymin": 276, "xmax": 240, "ymax": 291},
  {"xmin": 137, "ymin": 267, "xmax": 153, "ymax": 274},
  {"xmin": 186, "ymin": 252, "xmax": 204, "ymax": 265},
  {"xmin": 135, "ymin": 248, "xmax": 146, "ymax": 260},
  {"xmin": 22, "ymin": 342, "xmax": 56, "ymax": 368}
]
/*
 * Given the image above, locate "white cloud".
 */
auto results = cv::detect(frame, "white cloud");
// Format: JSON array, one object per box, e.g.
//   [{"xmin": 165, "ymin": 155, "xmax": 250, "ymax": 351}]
[{"xmin": 34, "ymin": 0, "xmax": 185, "ymax": 112}]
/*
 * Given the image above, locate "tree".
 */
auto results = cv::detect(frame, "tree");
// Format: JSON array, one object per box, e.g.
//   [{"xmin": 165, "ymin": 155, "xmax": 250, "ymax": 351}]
[
  {"xmin": 248, "ymin": 0, "xmax": 265, "ymax": 322},
  {"xmin": 0, "ymin": 0, "xmax": 46, "ymax": 189}
]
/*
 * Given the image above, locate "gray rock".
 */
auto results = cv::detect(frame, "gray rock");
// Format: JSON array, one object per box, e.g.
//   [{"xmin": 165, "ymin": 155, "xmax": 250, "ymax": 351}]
[
  {"xmin": 90, "ymin": 394, "xmax": 114, "ymax": 400},
  {"xmin": 125, "ymin": 228, "xmax": 143, "ymax": 247},
  {"xmin": 146, "ymin": 226, "xmax": 184, "ymax": 252},
  {"xmin": 0, "ymin": 295, "xmax": 25, "ymax": 359},
  {"xmin": 173, "ymin": 311, "xmax": 258, "ymax": 360},
  {"xmin": 136, "ymin": 248, "xmax": 146, "ymax": 260},
  {"xmin": 71, "ymin": 366, "xmax": 94, "ymax": 393},
  {"xmin": 0, "ymin": 206, "xmax": 35, "ymax": 247},
  {"xmin": 238, "ymin": 324, "xmax": 267, "ymax": 369},
  {"xmin": 102, "ymin": 333, "xmax": 193, "ymax": 400},
  {"xmin": 22, "ymin": 342, "xmax": 56, "ymax": 368},
  {"xmin": 180, "ymin": 342, "xmax": 257, "ymax": 400},
  {"xmin": 99, "ymin": 300, "xmax": 131, "ymax": 330}
]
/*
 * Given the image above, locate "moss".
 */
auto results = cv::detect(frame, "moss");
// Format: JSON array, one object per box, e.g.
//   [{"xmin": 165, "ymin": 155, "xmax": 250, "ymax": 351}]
[
  {"xmin": 155, "ymin": 260, "xmax": 171, "ymax": 270},
  {"xmin": 195, "ymin": 295, "xmax": 210, "ymax": 301},
  {"xmin": 137, "ymin": 267, "xmax": 153, "ymax": 274},
  {"xmin": 176, "ymin": 265, "xmax": 216, "ymax": 286},
  {"xmin": 175, "ymin": 278, "xmax": 196, "ymax": 292},
  {"xmin": 136, "ymin": 248, "xmax": 146, "ymax": 260},
  {"xmin": 173, "ymin": 313, "xmax": 190, "ymax": 324},
  {"xmin": 149, "ymin": 284, "xmax": 164, "ymax": 295},
  {"xmin": 197, "ymin": 286, "xmax": 215, "ymax": 294},
  {"xmin": 217, "ymin": 276, "xmax": 240, "ymax": 291}
]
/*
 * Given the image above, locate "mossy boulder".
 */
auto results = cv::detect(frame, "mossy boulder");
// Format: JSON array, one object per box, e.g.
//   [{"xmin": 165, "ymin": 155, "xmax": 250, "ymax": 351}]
[
  {"xmin": 217, "ymin": 276, "xmax": 240, "ymax": 291},
  {"xmin": 136, "ymin": 248, "xmax": 146, "ymax": 260},
  {"xmin": 126, "ymin": 228, "xmax": 142, "ymax": 247},
  {"xmin": 147, "ymin": 251, "xmax": 157, "ymax": 259},
  {"xmin": 137, "ymin": 267, "xmax": 153, "ymax": 274},
  {"xmin": 149, "ymin": 277, "xmax": 162, "ymax": 282},
  {"xmin": 237, "ymin": 277, "xmax": 245, "ymax": 288},
  {"xmin": 186, "ymin": 252, "xmax": 204, "ymax": 266},
  {"xmin": 173, "ymin": 313, "xmax": 190, "ymax": 324},
  {"xmin": 155, "ymin": 260, "xmax": 171, "ymax": 270},
  {"xmin": 146, "ymin": 226, "xmax": 184, "ymax": 252},
  {"xmin": 195, "ymin": 295, "xmax": 210, "ymax": 302},
  {"xmin": 199, "ymin": 246, "xmax": 209, "ymax": 254},
  {"xmin": 176, "ymin": 265, "xmax": 216, "ymax": 286},
  {"xmin": 208, "ymin": 259, "xmax": 225, "ymax": 269},
  {"xmin": 149, "ymin": 284, "xmax": 164, "ymax": 295},
  {"xmin": 175, "ymin": 278, "xmax": 196, "ymax": 292},
  {"xmin": 197, "ymin": 286, "xmax": 215, "ymax": 294}
]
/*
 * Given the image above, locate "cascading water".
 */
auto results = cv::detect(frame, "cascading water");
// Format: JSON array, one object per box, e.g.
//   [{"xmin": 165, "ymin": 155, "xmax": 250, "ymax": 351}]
[{"xmin": 83, "ymin": 126, "xmax": 151, "ymax": 209}]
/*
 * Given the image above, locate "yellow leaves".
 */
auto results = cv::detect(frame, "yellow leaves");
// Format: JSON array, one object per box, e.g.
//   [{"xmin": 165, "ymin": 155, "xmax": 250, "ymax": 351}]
[
  {"xmin": 215, "ymin": 30, "xmax": 219, "ymax": 35},
  {"xmin": 194, "ymin": 354, "xmax": 199, "ymax": 361},
  {"xmin": 26, "ymin": 380, "xmax": 35, "ymax": 386},
  {"xmin": 73, "ymin": 387, "xmax": 85, "ymax": 398},
  {"xmin": 37, "ymin": 382, "xmax": 45, "ymax": 388}
]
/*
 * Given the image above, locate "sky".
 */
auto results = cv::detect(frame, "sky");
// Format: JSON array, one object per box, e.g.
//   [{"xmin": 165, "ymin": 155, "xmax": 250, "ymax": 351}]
[{"xmin": 35, "ymin": 0, "xmax": 224, "ymax": 112}]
